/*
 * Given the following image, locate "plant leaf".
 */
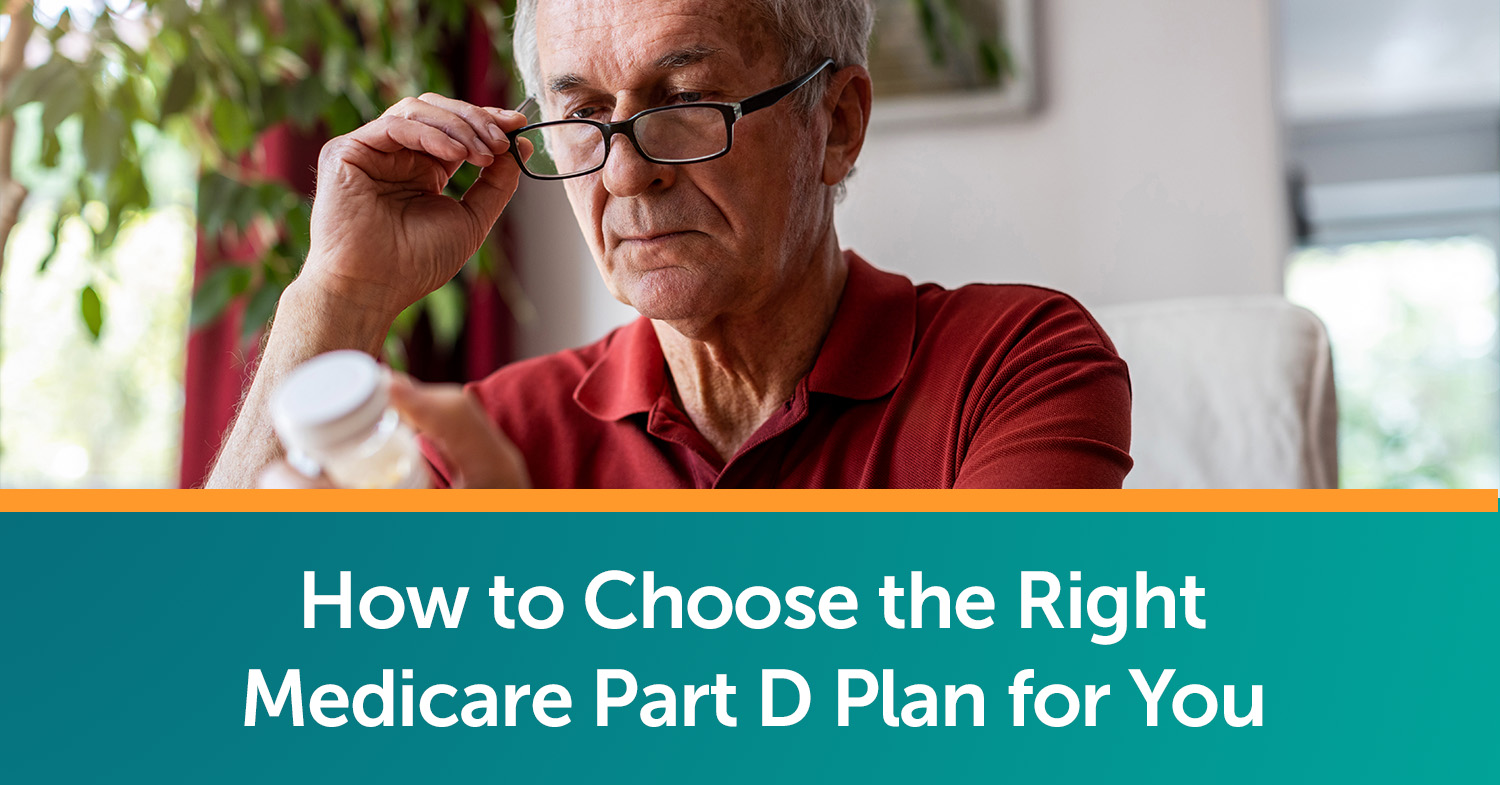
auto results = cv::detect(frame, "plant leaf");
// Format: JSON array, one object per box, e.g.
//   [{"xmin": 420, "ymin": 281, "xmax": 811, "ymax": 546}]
[
  {"xmin": 239, "ymin": 279, "xmax": 282, "ymax": 345},
  {"xmin": 227, "ymin": 179, "xmax": 263, "ymax": 232},
  {"xmin": 40, "ymin": 127, "xmax": 62, "ymax": 168},
  {"xmin": 2, "ymin": 59, "xmax": 68, "ymax": 115},
  {"xmin": 285, "ymin": 76, "xmax": 329, "ymax": 128},
  {"xmin": 37, "ymin": 208, "xmax": 67, "ymax": 273},
  {"xmin": 391, "ymin": 299, "xmax": 421, "ymax": 337},
  {"xmin": 425, "ymin": 280, "xmax": 465, "ymax": 350},
  {"xmin": 382, "ymin": 332, "xmax": 409, "ymax": 373},
  {"xmin": 41, "ymin": 70, "xmax": 88, "ymax": 132},
  {"xmin": 210, "ymin": 98, "xmax": 254, "ymax": 155},
  {"xmin": 282, "ymin": 200, "xmax": 312, "ymax": 261},
  {"xmin": 189, "ymin": 265, "xmax": 252, "ymax": 330},
  {"xmin": 196, "ymin": 171, "xmax": 237, "ymax": 235},
  {"xmin": 107, "ymin": 165, "xmax": 149, "ymax": 216},
  {"xmin": 94, "ymin": 210, "xmax": 122, "ymax": 255},
  {"xmin": 79, "ymin": 285, "xmax": 104, "ymax": 341},
  {"xmin": 159, "ymin": 62, "xmax": 199, "ymax": 119},
  {"xmin": 82, "ymin": 105, "xmax": 125, "ymax": 177}
]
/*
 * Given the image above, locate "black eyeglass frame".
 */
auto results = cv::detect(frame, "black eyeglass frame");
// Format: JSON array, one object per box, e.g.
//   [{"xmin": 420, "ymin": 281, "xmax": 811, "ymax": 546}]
[{"xmin": 506, "ymin": 57, "xmax": 837, "ymax": 180}]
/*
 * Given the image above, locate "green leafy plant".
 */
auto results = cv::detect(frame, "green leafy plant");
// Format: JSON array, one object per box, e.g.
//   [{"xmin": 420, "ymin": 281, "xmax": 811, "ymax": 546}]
[{"xmin": 0, "ymin": 0, "xmax": 519, "ymax": 359}]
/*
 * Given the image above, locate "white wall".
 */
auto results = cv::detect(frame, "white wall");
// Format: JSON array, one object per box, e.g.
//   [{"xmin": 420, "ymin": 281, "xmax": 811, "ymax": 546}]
[
  {"xmin": 510, "ymin": 0, "xmax": 1288, "ymax": 358},
  {"xmin": 506, "ymin": 183, "xmax": 626, "ymax": 360},
  {"xmin": 1280, "ymin": 0, "xmax": 1500, "ymax": 124}
]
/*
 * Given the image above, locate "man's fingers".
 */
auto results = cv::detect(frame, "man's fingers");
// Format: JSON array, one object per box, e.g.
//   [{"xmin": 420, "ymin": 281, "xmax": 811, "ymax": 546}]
[
  {"xmin": 388, "ymin": 374, "xmax": 530, "ymax": 489},
  {"xmin": 349, "ymin": 116, "xmax": 470, "ymax": 162},
  {"xmin": 344, "ymin": 97, "xmax": 533, "ymax": 174},
  {"xmin": 417, "ymin": 93, "xmax": 522, "ymax": 158},
  {"xmin": 461, "ymin": 152, "xmax": 525, "ymax": 227},
  {"xmin": 483, "ymin": 105, "xmax": 533, "ymax": 133},
  {"xmin": 460, "ymin": 109, "xmax": 531, "ymax": 227},
  {"xmin": 483, "ymin": 105, "xmax": 534, "ymax": 163},
  {"xmin": 375, "ymin": 96, "xmax": 497, "ymax": 167},
  {"xmin": 402, "ymin": 95, "xmax": 496, "ymax": 165}
]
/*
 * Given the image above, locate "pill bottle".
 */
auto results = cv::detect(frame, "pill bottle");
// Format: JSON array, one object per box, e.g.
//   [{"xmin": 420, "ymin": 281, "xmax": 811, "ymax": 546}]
[{"xmin": 270, "ymin": 350, "xmax": 430, "ymax": 489}]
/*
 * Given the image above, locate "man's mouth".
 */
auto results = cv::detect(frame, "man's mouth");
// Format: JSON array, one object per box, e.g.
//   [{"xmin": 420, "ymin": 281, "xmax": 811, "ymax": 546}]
[{"xmin": 617, "ymin": 231, "xmax": 693, "ymax": 246}]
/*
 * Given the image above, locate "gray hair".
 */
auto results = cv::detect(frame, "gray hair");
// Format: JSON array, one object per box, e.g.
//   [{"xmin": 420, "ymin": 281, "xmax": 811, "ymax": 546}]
[{"xmin": 512, "ymin": 0, "xmax": 875, "ymax": 115}]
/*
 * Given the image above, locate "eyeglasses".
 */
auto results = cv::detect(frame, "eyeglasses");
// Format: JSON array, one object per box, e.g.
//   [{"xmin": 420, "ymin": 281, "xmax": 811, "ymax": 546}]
[{"xmin": 506, "ymin": 58, "xmax": 836, "ymax": 180}]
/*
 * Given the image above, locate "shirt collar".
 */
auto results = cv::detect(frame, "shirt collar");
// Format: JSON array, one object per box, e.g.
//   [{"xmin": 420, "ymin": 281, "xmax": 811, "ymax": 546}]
[
  {"xmin": 807, "ymin": 250, "xmax": 917, "ymax": 400},
  {"xmin": 573, "ymin": 250, "xmax": 917, "ymax": 421},
  {"xmin": 574, "ymin": 316, "xmax": 667, "ymax": 421}
]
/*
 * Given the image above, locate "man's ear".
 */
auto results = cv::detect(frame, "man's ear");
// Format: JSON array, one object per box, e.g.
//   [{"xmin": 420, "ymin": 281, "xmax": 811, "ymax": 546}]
[{"xmin": 821, "ymin": 65, "xmax": 873, "ymax": 188}]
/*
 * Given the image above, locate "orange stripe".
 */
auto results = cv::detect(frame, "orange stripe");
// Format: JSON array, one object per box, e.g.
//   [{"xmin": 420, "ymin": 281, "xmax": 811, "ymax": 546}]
[{"xmin": 0, "ymin": 489, "xmax": 1492, "ymax": 513}]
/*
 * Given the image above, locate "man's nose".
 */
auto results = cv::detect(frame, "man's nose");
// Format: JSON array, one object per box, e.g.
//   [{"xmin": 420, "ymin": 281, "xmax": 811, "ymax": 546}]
[{"xmin": 600, "ymin": 128, "xmax": 675, "ymax": 197}]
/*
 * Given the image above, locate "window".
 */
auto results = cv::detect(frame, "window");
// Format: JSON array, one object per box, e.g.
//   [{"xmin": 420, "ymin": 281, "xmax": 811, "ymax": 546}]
[{"xmin": 1286, "ymin": 235, "xmax": 1499, "ymax": 488}]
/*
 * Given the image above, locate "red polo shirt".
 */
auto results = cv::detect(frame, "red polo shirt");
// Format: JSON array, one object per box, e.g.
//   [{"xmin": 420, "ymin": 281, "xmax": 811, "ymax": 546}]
[{"xmin": 433, "ymin": 252, "xmax": 1132, "ymax": 488}]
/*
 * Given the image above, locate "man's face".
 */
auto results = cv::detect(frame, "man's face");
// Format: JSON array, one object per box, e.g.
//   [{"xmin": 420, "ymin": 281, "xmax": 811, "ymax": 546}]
[{"xmin": 534, "ymin": 0, "xmax": 830, "ymax": 325}]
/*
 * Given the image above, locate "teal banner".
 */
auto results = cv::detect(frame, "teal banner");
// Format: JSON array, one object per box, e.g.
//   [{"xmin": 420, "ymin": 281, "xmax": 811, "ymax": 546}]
[{"xmin": 4, "ymin": 512, "xmax": 1496, "ymax": 782}]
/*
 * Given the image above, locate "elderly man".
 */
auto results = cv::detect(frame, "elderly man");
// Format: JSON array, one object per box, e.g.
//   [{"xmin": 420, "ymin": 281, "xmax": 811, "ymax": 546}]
[{"xmin": 208, "ymin": 0, "xmax": 1131, "ymax": 489}]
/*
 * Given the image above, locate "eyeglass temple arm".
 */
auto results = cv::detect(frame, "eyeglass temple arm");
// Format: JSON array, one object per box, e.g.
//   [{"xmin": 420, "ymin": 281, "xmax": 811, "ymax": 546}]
[
  {"xmin": 736, "ymin": 58, "xmax": 836, "ymax": 116},
  {"xmin": 514, "ymin": 96, "xmax": 538, "ymax": 121},
  {"xmin": 508, "ymin": 60, "xmax": 831, "ymax": 124}
]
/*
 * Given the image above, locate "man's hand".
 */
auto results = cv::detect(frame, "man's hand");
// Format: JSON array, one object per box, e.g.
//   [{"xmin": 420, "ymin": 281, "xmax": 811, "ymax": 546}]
[
  {"xmin": 206, "ymin": 94, "xmax": 531, "ymax": 489},
  {"xmin": 389, "ymin": 375, "xmax": 530, "ymax": 489},
  {"xmin": 257, "ymin": 374, "xmax": 530, "ymax": 489},
  {"xmin": 303, "ymin": 94, "xmax": 532, "ymax": 320}
]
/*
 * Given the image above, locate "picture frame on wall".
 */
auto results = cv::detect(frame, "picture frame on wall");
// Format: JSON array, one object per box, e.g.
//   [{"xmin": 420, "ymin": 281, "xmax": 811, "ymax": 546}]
[{"xmin": 868, "ymin": 0, "xmax": 1039, "ymax": 127}]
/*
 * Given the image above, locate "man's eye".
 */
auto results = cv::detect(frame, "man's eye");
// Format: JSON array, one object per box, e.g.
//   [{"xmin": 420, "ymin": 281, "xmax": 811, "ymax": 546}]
[
  {"xmin": 669, "ymin": 92, "xmax": 704, "ymax": 104},
  {"xmin": 568, "ymin": 106, "xmax": 608, "ymax": 120}
]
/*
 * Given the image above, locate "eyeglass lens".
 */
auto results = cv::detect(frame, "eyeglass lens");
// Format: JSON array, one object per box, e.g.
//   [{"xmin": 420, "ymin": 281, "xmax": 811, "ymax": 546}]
[{"xmin": 515, "ymin": 106, "xmax": 730, "ymax": 177}]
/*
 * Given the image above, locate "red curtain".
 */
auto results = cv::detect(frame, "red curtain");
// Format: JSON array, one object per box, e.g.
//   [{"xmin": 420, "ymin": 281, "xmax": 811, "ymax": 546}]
[{"xmin": 178, "ymin": 19, "xmax": 517, "ymax": 488}]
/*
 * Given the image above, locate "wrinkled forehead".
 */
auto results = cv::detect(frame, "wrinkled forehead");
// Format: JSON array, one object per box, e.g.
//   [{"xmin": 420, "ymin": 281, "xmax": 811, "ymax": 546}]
[{"xmin": 534, "ymin": 0, "xmax": 781, "ymax": 89}]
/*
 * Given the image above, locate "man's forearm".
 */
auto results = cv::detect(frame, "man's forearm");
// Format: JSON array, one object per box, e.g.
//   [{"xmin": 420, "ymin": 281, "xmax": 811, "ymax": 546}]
[{"xmin": 202, "ymin": 276, "xmax": 398, "ymax": 488}]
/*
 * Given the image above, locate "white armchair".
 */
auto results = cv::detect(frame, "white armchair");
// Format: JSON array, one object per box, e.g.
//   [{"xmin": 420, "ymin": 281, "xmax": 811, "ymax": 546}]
[{"xmin": 1091, "ymin": 297, "xmax": 1339, "ymax": 489}]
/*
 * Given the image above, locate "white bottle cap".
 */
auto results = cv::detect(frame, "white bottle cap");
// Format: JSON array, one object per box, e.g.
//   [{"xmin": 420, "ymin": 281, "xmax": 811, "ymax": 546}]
[{"xmin": 271, "ymin": 350, "xmax": 389, "ymax": 456}]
